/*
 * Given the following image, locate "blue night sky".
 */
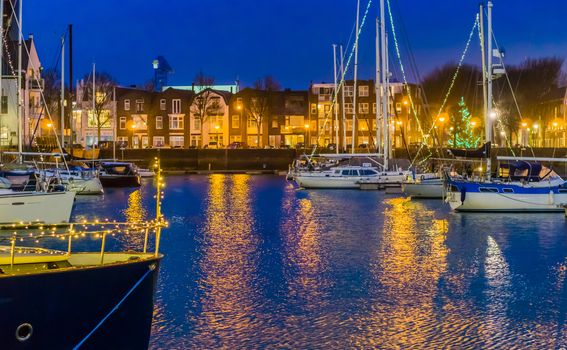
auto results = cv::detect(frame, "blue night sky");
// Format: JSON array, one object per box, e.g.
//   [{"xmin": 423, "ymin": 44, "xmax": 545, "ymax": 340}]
[{"xmin": 25, "ymin": 0, "xmax": 567, "ymax": 89}]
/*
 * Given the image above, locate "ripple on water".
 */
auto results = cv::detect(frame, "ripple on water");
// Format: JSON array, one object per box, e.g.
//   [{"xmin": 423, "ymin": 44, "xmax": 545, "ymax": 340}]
[{"xmin": 72, "ymin": 175, "xmax": 567, "ymax": 349}]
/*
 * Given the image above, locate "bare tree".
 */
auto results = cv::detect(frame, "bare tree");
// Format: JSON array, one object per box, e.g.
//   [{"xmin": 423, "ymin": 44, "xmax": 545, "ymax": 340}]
[
  {"xmin": 189, "ymin": 71, "xmax": 216, "ymax": 146},
  {"xmin": 82, "ymin": 71, "xmax": 116, "ymax": 145},
  {"xmin": 246, "ymin": 76, "xmax": 281, "ymax": 147},
  {"xmin": 41, "ymin": 68, "xmax": 61, "ymax": 120}
]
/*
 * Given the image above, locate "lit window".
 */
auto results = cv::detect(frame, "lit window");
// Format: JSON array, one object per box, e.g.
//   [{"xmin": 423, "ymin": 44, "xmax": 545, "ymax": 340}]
[
  {"xmin": 359, "ymin": 85, "xmax": 369, "ymax": 97},
  {"xmin": 169, "ymin": 136, "xmax": 184, "ymax": 148},
  {"xmin": 169, "ymin": 115, "xmax": 184, "ymax": 130},
  {"xmin": 232, "ymin": 115, "xmax": 240, "ymax": 128}
]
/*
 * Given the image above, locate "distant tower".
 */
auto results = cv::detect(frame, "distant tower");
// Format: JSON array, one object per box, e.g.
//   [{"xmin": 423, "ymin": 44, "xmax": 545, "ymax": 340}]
[{"xmin": 152, "ymin": 56, "xmax": 172, "ymax": 92}]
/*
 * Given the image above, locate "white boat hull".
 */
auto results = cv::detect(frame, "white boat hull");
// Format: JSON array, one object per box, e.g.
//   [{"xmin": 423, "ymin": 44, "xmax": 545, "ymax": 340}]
[
  {"xmin": 0, "ymin": 191, "xmax": 76, "ymax": 224},
  {"xmin": 447, "ymin": 191, "xmax": 567, "ymax": 212},
  {"xmin": 295, "ymin": 175, "xmax": 363, "ymax": 189},
  {"xmin": 403, "ymin": 181, "xmax": 445, "ymax": 198}
]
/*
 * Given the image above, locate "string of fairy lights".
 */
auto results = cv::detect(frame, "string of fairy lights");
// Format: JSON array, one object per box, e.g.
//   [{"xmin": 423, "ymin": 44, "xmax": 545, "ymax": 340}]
[
  {"xmin": 1, "ymin": 158, "xmax": 167, "ymax": 253},
  {"xmin": 309, "ymin": 0, "xmax": 374, "ymax": 158}
]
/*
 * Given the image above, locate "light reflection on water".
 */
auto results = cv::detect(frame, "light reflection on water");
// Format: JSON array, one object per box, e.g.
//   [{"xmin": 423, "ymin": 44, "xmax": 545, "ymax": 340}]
[{"xmin": 70, "ymin": 175, "xmax": 567, "ymax": 349}]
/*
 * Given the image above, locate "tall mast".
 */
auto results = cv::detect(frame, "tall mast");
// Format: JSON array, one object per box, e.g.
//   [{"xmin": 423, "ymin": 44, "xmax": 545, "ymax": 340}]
[
  {"xmin": 92, "ymin": 63, "xmax": 96, "ymax": 147},
  {"xmin": 340, "ymin": 44, "xmax": 346, "ymax": 152},
  {"xmin": 0, "ymin": 0, "xmax": 3, "ymax": 161},
  {"xmin": 352, "ymin": 0, "xmax": 360, "ymax": 154},
  {"xmin": 17, "ymin": 0, "xmax": 23, "ymax": 158},
  {"xmin": 380, "ymin": 0, "xmax": 389, "ymax": 170},
  {"xmin": 479, "ymin": 4, "xmax": 488, "ymax": 132},
  {"xmin": 68, "ymin": 24, "xmax": 73, "ymax": 153},
  {"xmin": 375, "ymin": 17, "xmax": 381, "ymax": 154},
  {"xmin": 60, "ymin": 36, "xmax": 65, "ymax": 146},
  {"xmin": 486, "ymin": 1, "xmax": 493, "ymax": 178},
  {"xmin": 332, "ymin": 43, "xmax": 339, "ymax": 154}
]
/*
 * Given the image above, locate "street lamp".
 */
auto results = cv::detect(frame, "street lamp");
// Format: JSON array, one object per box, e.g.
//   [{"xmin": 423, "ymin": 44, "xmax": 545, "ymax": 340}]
[
  {"xmin": 437, "ymin": 116, "xmax": 445, "ymax": 146},
  {"xmin": 214, "ymin": 124, "xmax": 220, "ymax": 148},
  {"xmin": 126, "ymin": 120, "xmax": 137, "ymax": 148}
]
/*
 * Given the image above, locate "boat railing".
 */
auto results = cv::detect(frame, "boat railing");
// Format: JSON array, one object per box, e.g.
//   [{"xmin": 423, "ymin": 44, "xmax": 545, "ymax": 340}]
[
  {"xmin": 1, "ymin": 218, "xmax": 168, "ymax": 272},
  {"xmin": 1, "ymin": 157, "xmax": 166, "ymax": 272}
]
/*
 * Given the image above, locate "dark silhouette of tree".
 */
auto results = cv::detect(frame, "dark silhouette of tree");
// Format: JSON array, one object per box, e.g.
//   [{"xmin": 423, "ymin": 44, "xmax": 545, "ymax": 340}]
[{"xmin": 245, "ymin": 76, "xmax": 281, "ymax": 147}]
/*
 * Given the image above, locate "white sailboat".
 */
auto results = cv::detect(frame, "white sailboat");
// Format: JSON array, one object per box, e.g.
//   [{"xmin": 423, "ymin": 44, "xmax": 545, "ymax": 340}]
[
  {"xmin": 293, "ymin": 0, "xmax": 409, "ymax": 189},
  {"xmin": 445, "ymin": 2, "xmax": 567, "ymax": 212},
  {"xmin": 0, "ymin": 1, "xmax": 76, "ymax": 224}
]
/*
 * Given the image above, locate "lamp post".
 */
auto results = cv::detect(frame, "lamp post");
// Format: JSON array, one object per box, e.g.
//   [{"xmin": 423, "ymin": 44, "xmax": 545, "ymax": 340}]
[
  {"xmin": 304, "ymin": 123, "xmax": 310, "ymax": 147},
  {"xmin": 126, "ymin": 120, "xmax": 137, "ymax": 149},
  {"xmin": 438, "ymin": 116, "xmax": 445, "ymax": 146},
  {"xmin": 214, "ymin": 124, "xmax": 220, "ymax": 148}
]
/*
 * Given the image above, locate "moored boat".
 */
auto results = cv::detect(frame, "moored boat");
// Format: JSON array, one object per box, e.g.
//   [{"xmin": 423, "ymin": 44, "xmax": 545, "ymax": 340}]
[{"xmin": 99, "ymin": 162, "xmax": 141, "ymax": 187}]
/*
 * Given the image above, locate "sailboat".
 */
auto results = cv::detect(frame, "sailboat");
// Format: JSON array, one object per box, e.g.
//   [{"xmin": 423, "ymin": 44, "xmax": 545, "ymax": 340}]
[
  {"xmin": 293, "ymin": 0, "xmax": 409, "ymax": 189},
  {"xmin": 0, "ymin": 1, "xmax": 77, "ymax": 224},
  {"xmin": 445, "ymin": 1, "xmax": 567, "ymax": 212}
]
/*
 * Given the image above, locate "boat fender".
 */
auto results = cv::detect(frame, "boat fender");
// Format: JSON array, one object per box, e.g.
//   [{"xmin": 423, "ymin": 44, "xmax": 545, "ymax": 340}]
[
  {"xmin": 549, "ymin": 190, "xmax": 554, "ymax": 205},
  {"xmin": 460, "ymin": 187, "xmax": 466, "ymax": 203},
  {"xmin": 420, "ymin": 175, "xmax": 425, "ymax": 181}
]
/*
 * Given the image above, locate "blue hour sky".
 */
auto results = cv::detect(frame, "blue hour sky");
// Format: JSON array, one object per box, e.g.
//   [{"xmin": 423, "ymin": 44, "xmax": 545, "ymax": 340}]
[{"xmin": 25, "ymin": 0, "xmax": 567, "ymax": 89}]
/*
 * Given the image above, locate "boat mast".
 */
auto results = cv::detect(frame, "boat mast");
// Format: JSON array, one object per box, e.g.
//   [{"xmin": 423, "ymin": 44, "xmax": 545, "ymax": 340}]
[
  {"xmin": 92, "ymin": 63, "xmax": 95, "ymax": 147},
  {"xmin": 479, "ymin": 4, "xmax": 488, "ymax": 135},
  {"xmin": 0, "ymin": 0, "xmax": 3, "ymax": 163},
  {"xmin": 333, "ymin": 43, "xmax": 339, "ymax": 154},
  {"xmin": 68, "ymin": 24, "xmax": 73, "ymax": 155},
  {"xmin": 486, "ymin": 1, "xmax": 493, "ymax": 178},
  {"xmin": 352, "ymin": 0, "xmax": 360, "ymax": 154},
  {"xmin": 17, "ymin": 0, "xmax": 23, "ymax": 160},
  {"xmin": 380, "ymin": 0, "xmax": 389, "ymax": 170},
  {"xmin": 375, "ymin": 17, "xmax": 381, "ymax": 154},
  {"xmin": 60, "ymin": 36, "xmax": 65, "ymax": 146},
  {"xmin": 340, "ymin": 44, "xmax": 346, "ymax": 152}
]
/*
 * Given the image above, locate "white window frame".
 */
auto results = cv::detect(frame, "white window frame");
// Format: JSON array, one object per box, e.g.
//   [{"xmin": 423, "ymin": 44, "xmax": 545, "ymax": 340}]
[
  {"xmin": 169, "ymin": 135, "xmax": 184, "ymax": 148},
  {"xmin": 345, "ymin": 103, "xmax": 354, "ymax": 114},
  {"xmin": 232, "ymin": 115, "xmax": 240, "ymax": 128},
  {"xmin": 345, "ymin": 86, "xmax": 354, "ymax": 97},
  {"xmin": 172, "ymin": 99, "xmax": 181, "ymax": 114},
  {"xmin": 156, "ymin": 116, "xmax": 163, "ymax": 130},
  {"xmin": 160, "ymin": 99, "xmax": 166, "ymax": 111},
  {"xmin": 359, "ymin": 85, "xmax": 369, "ymax": 97},
  {"xmin": 359, "ymin": 103, "xmax": 369, "ymax": 114},
  {"xmin": 153, "ymin": 136, "xmax": 165, "ymax": 147},
  {"xmin": 119, "ymin": 117, "xmax": 126, "ymax": 130},
  {"xmin": 169, "ymin": 115, "xmax": 184, "ymax": 130},
  {"xmin": 124, "ymin": 99, "xmax": 130, "ymax": 111}
]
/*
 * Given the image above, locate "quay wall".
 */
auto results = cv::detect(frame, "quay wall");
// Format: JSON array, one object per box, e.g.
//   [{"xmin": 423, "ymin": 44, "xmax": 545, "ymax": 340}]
[
  {"xmin": 100, "ymin": 149, "xmax": 297, "ymax": 172},
  {"xmin": 99, "ymin": 147, "xmax": 567, "ymax": 175}
]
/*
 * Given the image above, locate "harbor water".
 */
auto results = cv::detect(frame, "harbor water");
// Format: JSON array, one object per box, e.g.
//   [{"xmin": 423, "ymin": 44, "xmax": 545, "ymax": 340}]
[{"xmin": 73, "ymin": 175, "xmax": 567, "ymax": 349}]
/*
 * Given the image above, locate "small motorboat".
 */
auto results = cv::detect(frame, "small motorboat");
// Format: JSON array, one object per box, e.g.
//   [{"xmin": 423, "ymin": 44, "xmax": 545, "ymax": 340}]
[{"xmin": 98, "ymin": 162, "xmax": 141, "ymax": 187}]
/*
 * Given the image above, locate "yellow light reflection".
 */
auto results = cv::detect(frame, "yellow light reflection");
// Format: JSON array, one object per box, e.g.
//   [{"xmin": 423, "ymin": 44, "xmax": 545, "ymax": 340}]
[
  {"xmin": 193, "ymin": 174, "xmax": 259, "ymax": 347},
  {"xmin": 357, "ymin": 197, "xmax": 449, "ymax": 348}
]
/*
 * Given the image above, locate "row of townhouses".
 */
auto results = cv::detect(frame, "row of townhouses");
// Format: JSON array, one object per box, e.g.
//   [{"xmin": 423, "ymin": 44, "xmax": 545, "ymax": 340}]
[{"xmin": 70, "ymin": 80, "xmax": 426, "ymax": 150}]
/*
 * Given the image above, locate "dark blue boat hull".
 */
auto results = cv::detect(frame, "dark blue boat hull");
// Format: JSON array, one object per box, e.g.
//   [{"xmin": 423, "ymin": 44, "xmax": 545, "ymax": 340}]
[{"xmin": 0, "ymin": 256, "xmax": 161, "ymax": 349}]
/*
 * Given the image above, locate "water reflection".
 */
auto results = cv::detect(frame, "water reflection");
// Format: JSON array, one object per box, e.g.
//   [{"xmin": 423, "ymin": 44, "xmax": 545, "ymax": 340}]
[
  {"xmin": 191, "ymin": 174, "xmax": 260, "ymax": 348},
  {"xmin": 69, "ymin": 176, "xmax": 567, "ymax": 349},
  {"xmin": 353, "ymin": 197, "xmax": 449, "ymax": 348}
]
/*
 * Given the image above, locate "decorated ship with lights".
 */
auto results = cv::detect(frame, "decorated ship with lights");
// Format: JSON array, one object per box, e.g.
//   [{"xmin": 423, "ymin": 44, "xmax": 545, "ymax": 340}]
[{"xmin": 0, "ymin": 158, "xmax": 166, "ymax": 349}]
